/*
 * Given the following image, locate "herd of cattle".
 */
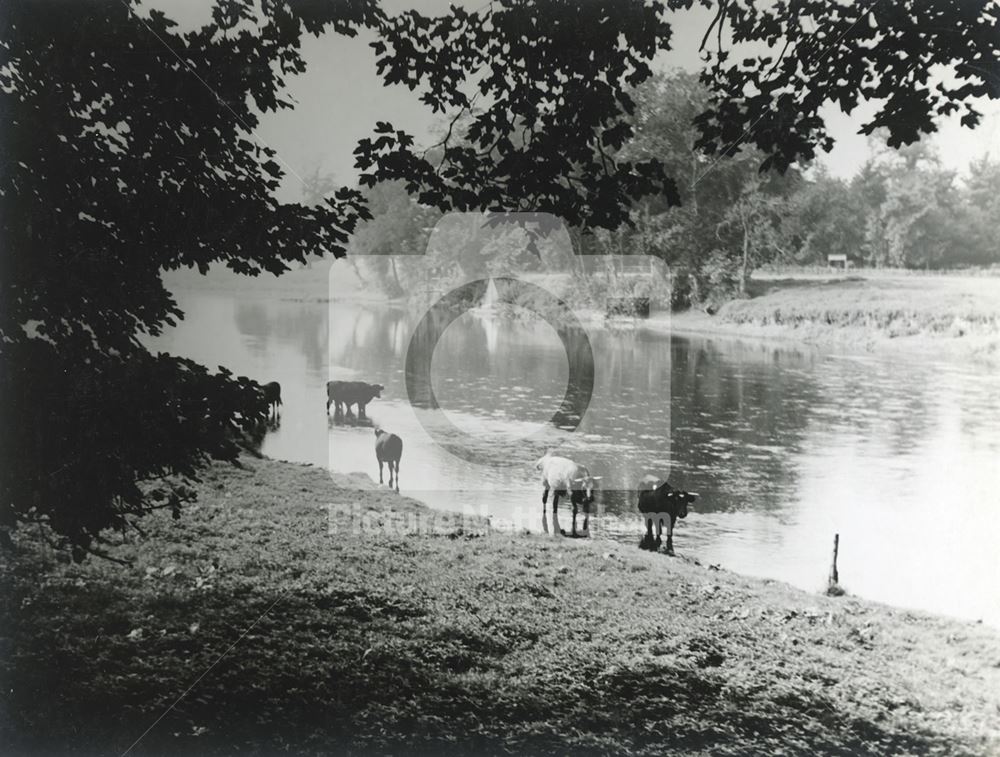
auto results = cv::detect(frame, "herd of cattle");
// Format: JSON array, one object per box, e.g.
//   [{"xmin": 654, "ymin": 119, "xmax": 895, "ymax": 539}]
[{"xmin": 260, "ymin": 380, "xmax": 698, "ymax": 555}]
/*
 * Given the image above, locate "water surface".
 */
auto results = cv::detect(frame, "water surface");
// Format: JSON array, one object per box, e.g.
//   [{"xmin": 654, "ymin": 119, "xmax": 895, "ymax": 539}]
[{"xmin": 153, "ymin": 288, "xmax": 1000, "ymax": 626}]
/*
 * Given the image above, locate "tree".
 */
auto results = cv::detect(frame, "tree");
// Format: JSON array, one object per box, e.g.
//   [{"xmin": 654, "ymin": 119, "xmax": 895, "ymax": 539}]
[
  {"xmin": 717, "ymin": 176, "xmax": 792, "ymax": 295},
  {"xmin": 348, "ymin": 180, "xmax": 440, "ymax": 297},
  {"xmin": 960, "ymin": 157, "xmax": 1000, "ymax": 266},
  {"xmin": 783, "ymin": 169, "xmax": 866, "ymax": 266},
  {"xmin": 689, "ymin": 0, "xmax": 1000, "ymax": 172},
  {"xmin": 856, "ymin": 142, "xmax": 962, "ymax": 268},
  {"xmin": 600, "ymin": 70, "xmax": 797, "ymax": 304},
  {"xmin": 355, "ymin": 1, "xmax": 999, "ymax": 206},
  {"xmin": 354, "ymin": 0, "xmax": 682, "ymax": 228},
  {"xmin": 0, "ymin": 0, "xmax": 377, "ymax": 556},
  {"xmin": 300, "ymin": 166, "xmax": 340, "ymax": 207}
]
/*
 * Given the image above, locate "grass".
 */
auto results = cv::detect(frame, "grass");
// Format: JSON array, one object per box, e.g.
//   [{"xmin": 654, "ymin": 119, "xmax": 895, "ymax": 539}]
[
  {"xmin": 722, "ymin": 276, "xmax": 1000, "ymax": 337},
  {"xmin": 2, "ymin": 457, "xmax": 1000, "ymax": 755}
]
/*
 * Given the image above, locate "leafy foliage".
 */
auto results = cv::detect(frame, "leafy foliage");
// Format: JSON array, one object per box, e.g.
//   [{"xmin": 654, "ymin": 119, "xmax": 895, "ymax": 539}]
[
  {"xmin": 596, "ymin": 71, "xmax": 799, "ymax": 305},
  {"xmin": 0, "ymin": 0, "xmax": 377, "ymax": 553},
  {"xmin": 782, "ymin": 169, "xmax": 867, "ymax": 265},
  {"xmin": 687, "ymin": 0, "xmax": 1000, "ymax": 171},
  {"xmin": 355, "ymin": 0, "xmax": 681, "ymax": 229}
]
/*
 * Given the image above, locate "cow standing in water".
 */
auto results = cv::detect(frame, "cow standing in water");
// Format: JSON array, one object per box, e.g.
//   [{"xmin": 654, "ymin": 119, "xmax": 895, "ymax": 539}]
[
  {"xmin": 637, "ymin": 477, "xmax": 697, "ymax": 556},
  {"xmin": 327, "ymin": 380, "xmax": 383, "ymax": 418},
  {"xmin": 262, "ymin": 381, "xmax": 282, "ymax": 421},
  {"xmin": 374, "ymin": 427, "xmax": 403, "ymax": 492},
  {"xmin": 535, "ymin": 452, "xmax": 601, "ymax": 537}
]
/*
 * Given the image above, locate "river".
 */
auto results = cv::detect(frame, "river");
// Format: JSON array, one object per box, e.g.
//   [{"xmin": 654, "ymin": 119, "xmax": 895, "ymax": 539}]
[{"xmin": 153, "ymin": 285, "xmax": 1000, "ymax": 626}]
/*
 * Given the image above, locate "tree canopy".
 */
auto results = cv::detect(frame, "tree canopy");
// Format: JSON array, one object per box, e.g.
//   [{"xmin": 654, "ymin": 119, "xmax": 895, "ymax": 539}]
[
  {"xmin": 0, "ymin": 0, "xmax": 378, "ymax": 556},
  {"xmin": 689, "ymin": 0, "xmax": 1000, "ymax": 170}
]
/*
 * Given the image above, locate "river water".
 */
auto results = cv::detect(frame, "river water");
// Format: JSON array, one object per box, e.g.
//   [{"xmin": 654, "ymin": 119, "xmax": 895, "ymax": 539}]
[{"xmin": 153, "ymin": 286, "xmax": 1000, "ymax": 626}]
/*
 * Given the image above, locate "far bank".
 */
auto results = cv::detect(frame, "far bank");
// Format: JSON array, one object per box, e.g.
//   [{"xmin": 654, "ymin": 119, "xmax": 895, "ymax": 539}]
[
  {"xmin": 165, "ymin": 265, "xmax": 1000, "ymax": 365},
  {"xmin": 643, "ymin": 274, "xmax": 1000, "ymax": 366}
]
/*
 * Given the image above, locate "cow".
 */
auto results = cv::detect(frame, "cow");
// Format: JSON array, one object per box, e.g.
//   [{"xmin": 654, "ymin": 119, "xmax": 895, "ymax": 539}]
[
  {"xmin": 637, "ymin": 478, "xmax": 697, "ymax": 556},
  {"xmin": 374, "ymin": 427, "xmax": 403, "ymax": 492},
  {"xmin": 262, "ymin": 381, "xmax": 282, "ymax": 420},
  {"xmin": 326, "ymin": 380, "xmax": 384, "ymax": 417},
  {"xmin": 535, "ymin": 452, "xmax": 602, "ymax": 537}
]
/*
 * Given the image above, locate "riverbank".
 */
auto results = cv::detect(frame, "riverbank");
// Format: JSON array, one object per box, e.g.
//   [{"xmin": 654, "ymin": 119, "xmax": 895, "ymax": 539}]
[
  {"xmin": 3, "ymin": 457, "xmax": 999, "ymax": 755},
  {"xmin": 164, "ymin": 264, "xmax": 1000, "ymax": 366},
  {"xmin": 658, "ymin": 275, "xmax": 1000, "ymax": 365}
]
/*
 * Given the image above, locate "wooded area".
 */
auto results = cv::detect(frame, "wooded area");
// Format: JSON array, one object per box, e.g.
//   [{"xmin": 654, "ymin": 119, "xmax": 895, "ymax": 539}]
[{"xmin": 349, "ymin": 71, "xmax": 1000, "ymax": 310}]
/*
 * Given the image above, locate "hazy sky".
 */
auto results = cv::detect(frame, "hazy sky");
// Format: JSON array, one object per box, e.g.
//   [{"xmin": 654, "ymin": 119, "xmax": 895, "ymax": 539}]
[{"xmin": 148, "ymin": 0, "xmax": 1000, "ymax": 202}]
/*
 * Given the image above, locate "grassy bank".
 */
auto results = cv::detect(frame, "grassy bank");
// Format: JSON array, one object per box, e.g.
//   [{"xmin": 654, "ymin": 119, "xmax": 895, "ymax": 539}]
[
  {"xmin": 660, "ymin": 275, "xmax": 1000, "ymax": 364},
  {"xmin": 3, "ymin": 457, "xmax": 999, "ymax": 755}
]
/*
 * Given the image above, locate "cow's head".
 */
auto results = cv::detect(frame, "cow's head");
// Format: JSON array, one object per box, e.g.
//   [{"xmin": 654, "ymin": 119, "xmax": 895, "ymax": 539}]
[
  {"xmin": 572, "ymin": 475, "xmax": 603, "ymax": 505},
  {"xmin": 371, "ymin": 383, "xmax": 384, "ymax": 398},
  {"xmin": 668, "ymin": 490, "xmax": 697, "ymax": 519}
]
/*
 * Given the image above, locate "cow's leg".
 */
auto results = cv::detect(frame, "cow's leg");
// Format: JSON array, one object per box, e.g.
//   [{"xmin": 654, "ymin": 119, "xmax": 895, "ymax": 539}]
[
  {"xmin": 639, "ymin": 517, "xmax": 654, "ymax": 550},
  {"xmin": 562, "ymin": 494, "xmax": 577, "ymax": 537},
  {"xmin": 358, "ymin": 400, "xmax": 368, "ymax": 419},
  {"xmin": 654, "ymin": 517, "xmax": 663, "ymax": 552},
  {"xmin": 392, "ymin": 460, "xmax": 399, "ymax": 493},
  {"xmin": 541, "ymin": 485, "xmax": 550, "ymax": 533},
  {"xmin": 665, "ymin": 514, "xmax": 676, "ymax": 556},
  {"xmin": 551, "ymin": 490, "xmax": 562, "ymax": 536},
  {"xmin": 378, "ymin": 457, "xmax": 384, "ymax": 485},
  {"xmin": 581, "ymin": 500, "xmax": 590, "ymax": 537},
  {"xmin": 541, "ymin": 487, "xmax": 549, "ymax": 534}
]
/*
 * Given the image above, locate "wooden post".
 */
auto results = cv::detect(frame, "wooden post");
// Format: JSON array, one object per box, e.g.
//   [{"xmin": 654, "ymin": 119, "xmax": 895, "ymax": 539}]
[{"xmin": 829, "ymin": 533, "xmax": 840, "ymax": 587}]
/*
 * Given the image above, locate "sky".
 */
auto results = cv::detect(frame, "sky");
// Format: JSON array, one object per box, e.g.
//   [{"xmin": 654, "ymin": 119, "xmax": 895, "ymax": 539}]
[{"xmin": 148, "ymin": 0, "xmax": 1000, "ymax": 201}]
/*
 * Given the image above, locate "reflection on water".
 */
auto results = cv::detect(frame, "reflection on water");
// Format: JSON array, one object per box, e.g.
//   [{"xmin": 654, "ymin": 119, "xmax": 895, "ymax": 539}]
[{"xmin": 153, "ymin": 290, "xmax": 1000, "ymax": 626}]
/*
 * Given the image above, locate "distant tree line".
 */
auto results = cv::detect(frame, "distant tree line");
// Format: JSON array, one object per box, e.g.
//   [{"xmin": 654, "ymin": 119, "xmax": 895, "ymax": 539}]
[{"xmin": 350, "ymin": 71, "xmax": 1000, "ymax": 310}]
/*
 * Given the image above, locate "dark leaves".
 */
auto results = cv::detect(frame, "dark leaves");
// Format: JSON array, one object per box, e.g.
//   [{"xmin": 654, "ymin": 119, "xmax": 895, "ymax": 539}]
[
  {"xmin": 358, "ymin": 0, "xmax": 679, "ymax": 229},
  {"xmin": 0, "ymin": 0, "xmax": 380, "ymax": 550},
  {"xmin": 692, "ymin": 0, "xmax": 1000, "ymax": 172}
]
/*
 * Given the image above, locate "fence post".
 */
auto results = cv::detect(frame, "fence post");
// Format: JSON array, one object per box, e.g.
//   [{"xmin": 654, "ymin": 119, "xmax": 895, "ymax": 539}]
[{"xmin": 827, "ymin": 533, "xmax": 840, "ymax": 593}]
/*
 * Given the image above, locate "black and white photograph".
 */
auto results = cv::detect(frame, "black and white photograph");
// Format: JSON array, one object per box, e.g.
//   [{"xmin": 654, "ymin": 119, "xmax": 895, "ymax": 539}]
[{"xmin": 2, "ymin": 0, "xmax": 999, "ymax": 754}]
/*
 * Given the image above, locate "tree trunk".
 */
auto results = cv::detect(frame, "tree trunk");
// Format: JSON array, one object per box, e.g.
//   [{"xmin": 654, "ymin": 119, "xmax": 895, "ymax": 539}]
[
  {"xmin": 389, "ymin": 257, "xmax": 404, "ymax": 297},
  {"xmin": 739, "ymin": 212, "xmax": 751, "ymax": 297}
]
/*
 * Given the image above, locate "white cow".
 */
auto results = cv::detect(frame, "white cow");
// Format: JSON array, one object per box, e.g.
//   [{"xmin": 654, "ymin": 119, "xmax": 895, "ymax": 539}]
[{"xmin": 535, "ymin": 452, "xmax": 602, "ymax": 537}]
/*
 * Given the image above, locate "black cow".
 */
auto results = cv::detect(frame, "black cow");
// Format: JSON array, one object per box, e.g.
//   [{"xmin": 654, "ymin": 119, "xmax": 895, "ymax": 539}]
[
  {"xmin": 374, "ymin": 427, "xmax": 403, "ymax": 492},
  {"xmin": 638, "ymin": 478, "xmax": 697, "ymax": 556},
  {"xmin": 262, "ymin": 381, "xmax": 282, "ymax": 420},
  {"xmin": 326, "ymin": 380, "xmax": 384, "ymax": 417}
]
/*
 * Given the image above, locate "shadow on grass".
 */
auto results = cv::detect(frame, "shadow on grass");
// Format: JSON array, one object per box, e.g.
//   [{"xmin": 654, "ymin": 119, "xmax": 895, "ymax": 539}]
[
  {"xmin": 745, "ymin": 276, "xmax": 868, "ymax": 299},
  {"xmin": 1, "ymin": 562, "xmax": 965, "ymax": 757},
  {"xmin": 592, "ymin": 663, "xmax": 959, "ymax": 757}
]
